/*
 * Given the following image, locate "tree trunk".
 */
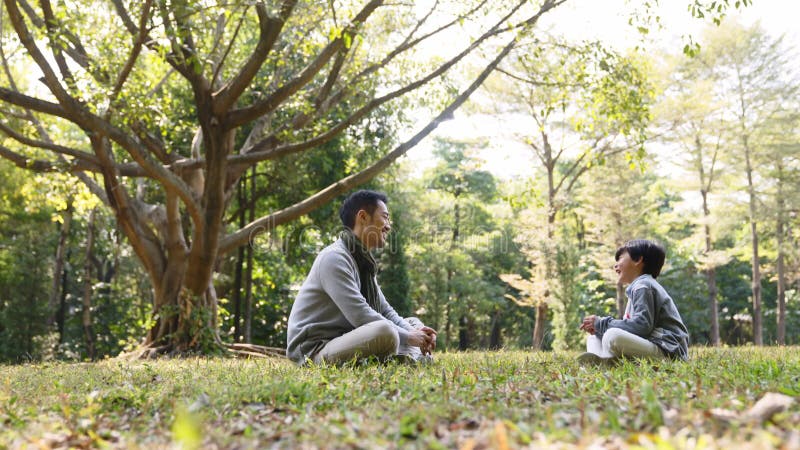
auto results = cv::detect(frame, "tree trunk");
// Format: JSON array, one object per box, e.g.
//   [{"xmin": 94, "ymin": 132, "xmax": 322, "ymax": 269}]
[
  {"xmin": 615, "ymin": 282, "xmax": 626, "ymax": 317},
  {"xmin": 776, "ymin": 164, "xmax": 786, "ymax": 345},
  {"xmin": 57, "ymin": 248, "xmax": 71, "ymax": 344},
  {"xmin": 82, "ymin": 209, "xmax": 97, "ymax": 360},
  {"xmin": 489, "ymin": 309, "xmax": 502, "ymax": 350},
  {"xmin": 701, "ymin": 190, "xmax": 720, "ymax": 346},
  {"xmin": 532, "ymin": 302, "xmax": 547, "ymax": 350},
  {"xmin": 458, "ymin": 315, "xmax": 469, "ymax": 351},
  {"xmin": 232, "ymin": 178, "xmax": 246, "ymax": 342},
  {"xmin": 49, "ymin": 199, "xmax": 73, "ymax": 331},
  {"xmin": 444, "ymin": 297, "xmax": 452, "ymax": 349},
  {"xmin": 744, "ymin": 144, "xmax": 763, "ymax": 346},
  {"xmin": 243, "ymin": 166, "xmax": 256, "ymax": 343}
]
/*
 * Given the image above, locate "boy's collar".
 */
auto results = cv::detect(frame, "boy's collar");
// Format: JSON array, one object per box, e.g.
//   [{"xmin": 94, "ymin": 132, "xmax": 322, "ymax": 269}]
[{"xmin": 625, "ymin": 273, "xmax": 653, "ymax": 295}]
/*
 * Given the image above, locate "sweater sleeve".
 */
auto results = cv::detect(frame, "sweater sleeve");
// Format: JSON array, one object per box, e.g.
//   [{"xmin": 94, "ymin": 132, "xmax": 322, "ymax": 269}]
[
  {"xmin": 317, "ymin": 250, "xmax": 392, "ymax": 330},
  {"xmin": 594, "ymin": 285, "xmax": 656, "ymax": 339},
  {"xmin": 377, "ymin": 288, "xmax": 412, "ymax": 344}
]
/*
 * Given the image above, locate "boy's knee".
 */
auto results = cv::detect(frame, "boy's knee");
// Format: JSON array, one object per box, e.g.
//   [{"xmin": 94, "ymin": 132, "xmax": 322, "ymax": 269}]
[{"xmin": 602, "ymin": 328, "xmax": 627, "ymax": 354}]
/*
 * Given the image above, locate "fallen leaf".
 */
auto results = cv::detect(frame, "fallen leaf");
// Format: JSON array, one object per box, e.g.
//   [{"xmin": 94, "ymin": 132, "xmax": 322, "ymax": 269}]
[
  {"xmin": 708, "ymin": 408, "xmax": 738, "ymax": 422},
  {"xmin": 744, "ymin": 392, "xmax": 794, "ymax": 423}
]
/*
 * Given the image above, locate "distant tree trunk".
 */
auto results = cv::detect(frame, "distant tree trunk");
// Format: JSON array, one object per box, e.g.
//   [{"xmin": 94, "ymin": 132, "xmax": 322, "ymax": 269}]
[
  {"xmin": 445, "ymin": 199, "xmax": 461, "ymax": 350},
  {"xmin": 743, "ymin": 141, "xmax": 763, "ymax": 346},
  {"xmin": 57, "ymin": 248, "xmax": 71, "ymax": 344},
  {"xmin": 243, "ymin": 166, "xmax": 256, "ymax": 343},
  {"xmin": 489, "ymin": 309, "xmax": 502, "ymax": 350},
  {"xmin": 531, "ymin": 138, "xmax": 558, "ymax": 351},
  {"xmin": 532, "ymin": 303, "xmax": 547, "ymax": 349},
  {"xmin": 458, "ymin": 315, "xmax": 469, "ymax": 350},
  {"xmin": 49, "ymin": 199, "xmax": 73, "ymax": 331},
  {"xmin": 615, "ymin": 282, "xmax": 626, "ymax": 317},
  {"xmin": 445, "ymin": 273, "xmax": 452, "ymax": 349},
  {"xmin": 82, "ymin": 209, "xmax": 97, "ymax": 360},
  {"xmin": 232, "ymin": 178, "xmax": 246, "ymax": 342},
  {"xmin": 776, "ymin": 163, "xmax": 786, "ymax": 345},
  {"xmin": 701, "ymin": 189, "xmax": 720, "ymax": 346}
]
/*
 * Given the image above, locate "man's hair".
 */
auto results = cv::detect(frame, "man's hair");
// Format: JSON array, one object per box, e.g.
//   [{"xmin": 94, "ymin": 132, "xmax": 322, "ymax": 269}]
[
  {"xmin": 339, "ymin": 190, "xmax": 388, "ymax": 230},
  {"xmin": 615, "ymin": 239, "xmax": 666, "ymax": 279}
]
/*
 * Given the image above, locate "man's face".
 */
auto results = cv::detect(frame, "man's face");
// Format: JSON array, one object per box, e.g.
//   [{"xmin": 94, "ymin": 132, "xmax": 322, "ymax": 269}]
[{"xmin": 359, "ymin": 200, "xmax": 391, "ymax": 250}]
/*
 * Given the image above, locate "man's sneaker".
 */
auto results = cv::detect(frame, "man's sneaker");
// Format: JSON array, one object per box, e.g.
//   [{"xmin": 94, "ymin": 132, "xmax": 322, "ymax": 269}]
[
  {"xmin": 577, "ymin": 352, "xmax": 619, "ymax": 367},
  {"xmin": 386, "ymin": 353, "xmax": 435, "ymax": 365},
  {"xmin": 385, "ymin": 354, "xmax": 417, "ymax": 365}
]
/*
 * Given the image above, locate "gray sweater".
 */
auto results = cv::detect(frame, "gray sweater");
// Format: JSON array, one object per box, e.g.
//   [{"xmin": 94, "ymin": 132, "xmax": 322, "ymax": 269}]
[
  {"xmin": 594, "ymin": 274, "xmax": 690, "ymax": 361},
  {"xmin": 286, "ymin": 239, "xmax": 413, "ymax": 363}
]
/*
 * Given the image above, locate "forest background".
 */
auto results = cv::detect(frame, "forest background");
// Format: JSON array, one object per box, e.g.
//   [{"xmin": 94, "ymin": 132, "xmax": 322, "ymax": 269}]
[{"xmin": 0, "ymin": 0, "xmax": 798, "ymax": 362}]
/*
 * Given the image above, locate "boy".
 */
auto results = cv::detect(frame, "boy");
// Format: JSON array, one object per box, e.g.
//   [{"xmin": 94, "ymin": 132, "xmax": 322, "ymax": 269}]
[{"xmin": 578, "ymin": 239, "xmax": 689, "ymax": 365}]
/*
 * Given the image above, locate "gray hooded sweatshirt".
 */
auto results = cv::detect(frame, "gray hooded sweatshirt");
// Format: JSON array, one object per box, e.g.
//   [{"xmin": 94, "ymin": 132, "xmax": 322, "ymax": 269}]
[
  {"xmin": 286, "ymin": 239, "xmax": 413, "ymax": 364},
  {"xmin": 594, "ymin": 274, "xmax": 690, "ymax": 361}
]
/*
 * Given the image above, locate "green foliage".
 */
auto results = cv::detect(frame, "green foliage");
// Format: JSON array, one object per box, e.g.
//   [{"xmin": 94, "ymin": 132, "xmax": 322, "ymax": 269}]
[
  {"xmin": 400, "ymin": 141, "xmax": 524, "ymax": 349},
  {"xmin": 1, "ymin": 348, "xmax": 799, "ymax": 447},
  {"xmin": 550, "ymin": 235, "xmax": 585, "ymax": 352},
  {"xmin": 377, "ymin": 186, "xmax": 413, "ymax": 318},
  {"xmin": 0, "ymin": 161, "xmax": 54, "ymax": 362}
]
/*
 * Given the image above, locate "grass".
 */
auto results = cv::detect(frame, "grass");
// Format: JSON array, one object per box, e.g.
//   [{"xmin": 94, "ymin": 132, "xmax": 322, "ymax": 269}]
[{"xmin": 1, "ymin": 347, "xmax": 799, "ymax": 449}]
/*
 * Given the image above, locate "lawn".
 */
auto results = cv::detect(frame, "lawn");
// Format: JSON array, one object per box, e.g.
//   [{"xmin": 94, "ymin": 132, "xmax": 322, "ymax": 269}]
[{"xmin": 1, "ymin": 347, "xmax": 798, "ymax": 449}]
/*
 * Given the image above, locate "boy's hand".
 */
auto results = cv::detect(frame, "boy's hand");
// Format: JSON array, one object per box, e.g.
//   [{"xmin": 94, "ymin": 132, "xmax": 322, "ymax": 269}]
[{"xmin": 579, "ymin": 315, "xmax": 597, "ymax": 334}]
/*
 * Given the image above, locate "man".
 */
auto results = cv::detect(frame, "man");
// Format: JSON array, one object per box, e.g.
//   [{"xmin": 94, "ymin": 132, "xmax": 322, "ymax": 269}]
[{"xmin": 287, "ymin": 190, "xmax": 437, "ymax": 365}]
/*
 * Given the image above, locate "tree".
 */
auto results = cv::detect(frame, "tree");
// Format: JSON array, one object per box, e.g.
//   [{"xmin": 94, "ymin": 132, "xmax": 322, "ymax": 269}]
[
  {"xmin": 654, "ymin": 52, "xmax": 733, "ymax": 345},
  {"xmin": 427, "ymin": 138, "xmax": 497, "ymax": 349},
  {"xmin": 762, "ymin": 109, "xmax": 800, "ymax": 345},
  {"xmin": 697, "ymin": 21, "xmax": 799, "ymax": 345},
  {"xmin": 0, "ymin": 0, "xmax": 567, "ymax": 356},
  {"xmin": 488, "ymin": 37, "xmax": 653, "ymax": 350}
]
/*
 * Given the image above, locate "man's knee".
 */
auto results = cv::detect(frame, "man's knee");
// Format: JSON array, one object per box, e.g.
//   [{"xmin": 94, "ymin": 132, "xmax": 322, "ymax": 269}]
[
  {"xmin": 404, "ymin": 317, "xmax": 424, "ymax": 329},
  {"xmin": 367, "ymin": 321, "xmax": 400, "ymax": 354}
]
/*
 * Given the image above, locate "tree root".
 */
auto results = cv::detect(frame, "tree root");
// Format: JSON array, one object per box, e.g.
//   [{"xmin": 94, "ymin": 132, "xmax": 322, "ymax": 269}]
[
  {"xmin": 116, "ymin": 342, "xmax": 286, "ymax": 360},
  {"xmin": 224, "ymin": 343, "xmax": 286, "ymax": 358}
]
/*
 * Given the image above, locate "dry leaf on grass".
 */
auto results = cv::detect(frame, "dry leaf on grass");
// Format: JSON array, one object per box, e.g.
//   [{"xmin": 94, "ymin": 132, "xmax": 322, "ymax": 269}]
[
  {"xmin": 708, "ymin": 392, "xmax": 795, "ymax": 424},
  {"xmin": 743, "ymin": 392, "xmax": 795, "ymax": 423}
]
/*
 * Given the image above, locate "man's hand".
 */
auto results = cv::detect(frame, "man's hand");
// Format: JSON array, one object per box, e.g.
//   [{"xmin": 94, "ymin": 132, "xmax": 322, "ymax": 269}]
[
  {"xmin": 420, "ymin": 326, "xmax": 437, "ymax": 354},
  {"xmin": 407, "ymin": 327, "xmax": 437, "ymax": 355},
  {"xmin": 579, "ymin": 315, "xmax": 597, "ymax": 335}
]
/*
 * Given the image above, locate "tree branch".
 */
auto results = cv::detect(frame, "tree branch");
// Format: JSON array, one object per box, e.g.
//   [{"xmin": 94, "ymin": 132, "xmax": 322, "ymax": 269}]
[
  {"xmin": 3, "ymin": 0, "xmax": 81, "ymax": 110},
  {"xmin": 0, "ymin": 35, "xmax": 109, "ymax": 204},
  {"xmin": 108, "ymin": 0, "xmax": 153, "ymax": 112},
  {"xmin": 19, "ymin": 0, "xmax": 95, "ymax": 77},
  {"xmin": 0, "ymin": 121, "xmax": 99, "ymax": 164},
  {"xmin": 349, "ymin": 0, "xmax": 489, "ymax": 85},
  {"xmin": 231, "ymin": 0, "xmax": 555, "ymax": 167},
  {"xmin": 224, "ymin": 0, "xmax": 383, "ymax": 129},
  {"xmin": 0, "ymin": 143, "xmax": 69, "ymax": 172},
  {"xmin": 4, "ymin": 1, "xmax": 203, "ymax": 225},
  {"xmin": 213, "ymin": 0, "xmax": 297, "ymax": 115},
  {"xmin": 0, "ymin": 87, "xmax": 70, "ymax": 119},
  {"xmin": 39, "ymin": 0, "xmax": 78, "ymax": 92},
  {"xmin": 219, "ymin": 9, "xmax": 534, "ymax": 254},
  {"xmin": 111, "ymin": 0, "xmax": 196, "ymax": 81}
]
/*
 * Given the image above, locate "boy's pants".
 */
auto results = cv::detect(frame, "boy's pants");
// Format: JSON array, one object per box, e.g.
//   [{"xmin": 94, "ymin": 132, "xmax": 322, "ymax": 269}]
[
  {"xmin": 312, "ymin": 317, "xmax": 427, "ymax": 364},
  {"xmin": 586, "ymin": 328, "xmax": 664, "ymax": 359}
]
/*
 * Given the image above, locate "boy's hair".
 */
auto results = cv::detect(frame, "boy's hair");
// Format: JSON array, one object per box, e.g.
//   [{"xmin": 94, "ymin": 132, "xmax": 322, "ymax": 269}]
[
  {"xmin": 339, "ymin": 190, "xmax": 388, "ymax": 230},
  {"xmin": 615, "ymin": 239, "xmax": 666, "ymax": 278}
]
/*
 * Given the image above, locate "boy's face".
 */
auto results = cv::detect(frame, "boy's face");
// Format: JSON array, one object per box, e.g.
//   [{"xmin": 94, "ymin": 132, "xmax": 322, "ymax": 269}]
[{"xmin": 614, "ymin": 250, "xmax": 644, "ymax": 285}]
